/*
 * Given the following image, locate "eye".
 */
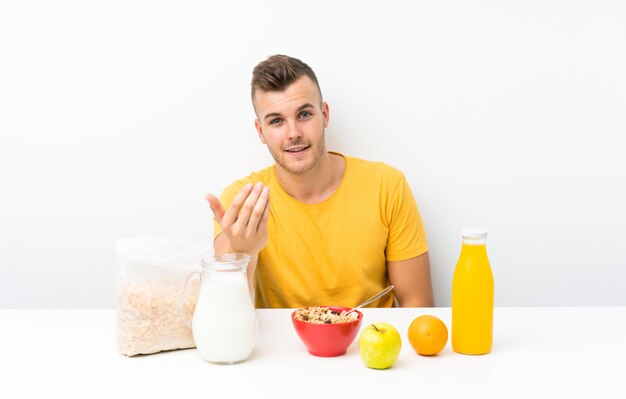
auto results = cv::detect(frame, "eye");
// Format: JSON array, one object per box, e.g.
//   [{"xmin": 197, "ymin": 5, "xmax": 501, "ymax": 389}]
[
  {"xmin": 299, "ymin": 111, "xmax": 312, "ymax": 119},
  {"xmin": 269, "ymin": 118, "xmax": 282, "ymax": 125}
]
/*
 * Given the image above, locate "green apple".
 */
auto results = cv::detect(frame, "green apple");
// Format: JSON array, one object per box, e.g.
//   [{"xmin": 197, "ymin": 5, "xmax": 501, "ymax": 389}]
[{"xmin": 358, "ymin": 322, "xmax": 402, "ymax": 369}]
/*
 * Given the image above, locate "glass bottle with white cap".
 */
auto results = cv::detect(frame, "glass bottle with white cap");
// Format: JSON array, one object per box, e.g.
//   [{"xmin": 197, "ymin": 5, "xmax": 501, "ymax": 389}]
[{"xmin": 451, "ymin": 228, "xmax": 494, "ymax": 355}]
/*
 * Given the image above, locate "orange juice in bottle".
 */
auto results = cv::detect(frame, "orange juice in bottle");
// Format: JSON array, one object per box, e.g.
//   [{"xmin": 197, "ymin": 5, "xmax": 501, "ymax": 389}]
[{"xmin": 452, "ymin": 228, "xmax": 494, "ymax": 355}]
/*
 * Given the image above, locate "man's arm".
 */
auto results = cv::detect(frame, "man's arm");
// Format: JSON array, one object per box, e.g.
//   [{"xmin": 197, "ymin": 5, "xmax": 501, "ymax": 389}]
[{"xmin": 387, "ymin": 252, "xmax": 434, "ymax": 307}]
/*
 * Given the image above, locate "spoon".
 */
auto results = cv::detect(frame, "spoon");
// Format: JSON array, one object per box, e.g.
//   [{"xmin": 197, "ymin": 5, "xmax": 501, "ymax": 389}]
[{"xmin": 344, "ymin": 285, "xmax": 395, "ymax": 316}]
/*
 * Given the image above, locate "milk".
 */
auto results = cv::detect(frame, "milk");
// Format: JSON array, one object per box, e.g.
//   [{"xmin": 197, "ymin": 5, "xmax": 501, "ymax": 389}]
[{"xmin": 191, "ymin": 269, "xmax": 257, "ymax": 364}]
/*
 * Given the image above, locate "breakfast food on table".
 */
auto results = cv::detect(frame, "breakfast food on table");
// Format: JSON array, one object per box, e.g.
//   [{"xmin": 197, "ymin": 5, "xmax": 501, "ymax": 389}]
[
  {"xmin": 291, "ymin": 306, "xmax": 363, "ymax": 357},
  {"xmin": 452, "ymin": 229, "xmax": 494, "ymax": 355},
  {"xmin": 293, "ymin": 306, "xmax": 359, "ymax": 324},
  {"xmin": 407, "ymin": 315, "xmax": 448, "ymax": 356},
  {"xmin": 115, "ymin": 236, "xmax": 210, "ymax": 357},
  {"xmin": 116, "ymin": 278, "xmax": 199, "ymax": 356},
  {"xmin": 358, "ymin": 322, "xmax": 402, "ymax": 369}
]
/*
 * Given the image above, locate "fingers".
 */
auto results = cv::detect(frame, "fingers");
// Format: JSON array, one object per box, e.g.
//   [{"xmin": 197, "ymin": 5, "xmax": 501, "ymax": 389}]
[
  {"xmin": 235, "ymin": 182, "xmax": 265, "ymax": 229},
  {"xmin": 205, "ymin": 193, "xmax": 226, "ymax": 224},
  {"xmin": 246, "ymin": 186, "xmax": 270, "ymax": 236},
  {"xmin": 210, "ymin": 182, "xmax": 270, "ymax": 254},
  {"xmin": 220, "ymin": 183, "xmax": 254, "ymax": 227}
]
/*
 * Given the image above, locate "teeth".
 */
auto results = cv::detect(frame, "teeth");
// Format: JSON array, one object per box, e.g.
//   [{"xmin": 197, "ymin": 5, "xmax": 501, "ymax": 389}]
[{"xmin": 287, "ymin": 147, "xmax": 307, "ymax": 152}]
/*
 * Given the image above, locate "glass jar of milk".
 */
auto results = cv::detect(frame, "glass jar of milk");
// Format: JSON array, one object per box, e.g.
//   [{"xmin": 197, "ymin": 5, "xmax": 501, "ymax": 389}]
[{"xmin": 181, "ymin": 253, "xmax": 257, "ymax": 364}]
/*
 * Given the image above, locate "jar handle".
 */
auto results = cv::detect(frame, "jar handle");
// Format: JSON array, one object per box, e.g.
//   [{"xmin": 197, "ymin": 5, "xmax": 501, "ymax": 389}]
[{"xmin": 179, "ymin": 271, "xmax": 201, "ymax": 329}]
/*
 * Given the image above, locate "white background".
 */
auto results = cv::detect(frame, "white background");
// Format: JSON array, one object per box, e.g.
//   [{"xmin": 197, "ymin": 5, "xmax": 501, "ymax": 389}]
[{"xmin": 1, "ymin": 0, "xmax": 625, "ymax": 308}]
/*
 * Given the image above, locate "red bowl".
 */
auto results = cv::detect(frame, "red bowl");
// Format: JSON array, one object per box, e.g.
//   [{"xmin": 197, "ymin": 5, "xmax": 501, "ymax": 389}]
[{"xmin": 291, "ymin": 306, "xmax": 363, "ymax": 357}]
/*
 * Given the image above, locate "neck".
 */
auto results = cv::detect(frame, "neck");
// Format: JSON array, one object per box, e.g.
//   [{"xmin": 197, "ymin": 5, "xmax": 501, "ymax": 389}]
[{"xmin": 276, "ymin": 152, "xmax": 345, "ymax": 204}]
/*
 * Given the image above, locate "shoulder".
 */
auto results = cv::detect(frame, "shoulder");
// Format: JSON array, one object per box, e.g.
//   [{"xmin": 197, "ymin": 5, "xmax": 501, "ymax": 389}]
[{"xmin": 342, "ymin": 154, "xmax": 406, "ymax": 185}]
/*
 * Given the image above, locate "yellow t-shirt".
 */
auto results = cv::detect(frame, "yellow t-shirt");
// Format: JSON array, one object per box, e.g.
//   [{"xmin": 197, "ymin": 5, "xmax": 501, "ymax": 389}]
[{"xmin": 214, "ymin": 153, "xmax": 428, "ymax": 308}]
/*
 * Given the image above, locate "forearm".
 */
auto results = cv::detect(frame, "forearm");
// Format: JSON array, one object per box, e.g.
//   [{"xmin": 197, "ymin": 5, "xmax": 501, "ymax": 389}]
[{"xmin": 397, "ymin": 289, "xmax": 434, "ymax": 308}]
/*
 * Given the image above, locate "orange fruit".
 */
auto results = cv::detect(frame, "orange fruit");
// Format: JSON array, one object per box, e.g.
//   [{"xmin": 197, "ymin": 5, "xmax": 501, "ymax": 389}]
[{"xmin": 407, "ymin": 315, "xmax": 448, "ymax": 356}]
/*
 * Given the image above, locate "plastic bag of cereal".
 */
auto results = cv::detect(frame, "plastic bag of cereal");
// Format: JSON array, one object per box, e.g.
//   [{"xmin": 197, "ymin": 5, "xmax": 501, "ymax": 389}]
[{"xmin": 116, "ymin": 236, "xmax": 211, "ymax": 356}]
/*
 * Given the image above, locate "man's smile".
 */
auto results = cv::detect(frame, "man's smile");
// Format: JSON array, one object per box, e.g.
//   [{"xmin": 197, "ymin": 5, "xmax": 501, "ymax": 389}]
[{"xmin": 284, "ymin": 145, "xmax": 310, "ymax": 153}]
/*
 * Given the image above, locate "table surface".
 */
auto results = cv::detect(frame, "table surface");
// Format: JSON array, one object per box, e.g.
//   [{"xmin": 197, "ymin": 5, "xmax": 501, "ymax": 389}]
[{"xmin": 1, "ymin": 307, "xmax": 625, "ymax": 398}]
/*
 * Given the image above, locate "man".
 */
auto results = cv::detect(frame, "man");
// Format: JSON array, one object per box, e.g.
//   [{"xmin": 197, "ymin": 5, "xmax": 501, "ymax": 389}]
[{"xmin": 206, "ymin": 55, "xmax": 434, "ymax": 308}]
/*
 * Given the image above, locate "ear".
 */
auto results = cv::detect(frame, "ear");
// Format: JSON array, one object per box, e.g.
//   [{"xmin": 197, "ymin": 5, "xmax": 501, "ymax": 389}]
[
  {"xmin": 255, "ymin": 119, "xmax": 267, "ymax": 144},
  {"xmin": 322, "ymin": 101, "xmax": 330, "ymax": 128}
]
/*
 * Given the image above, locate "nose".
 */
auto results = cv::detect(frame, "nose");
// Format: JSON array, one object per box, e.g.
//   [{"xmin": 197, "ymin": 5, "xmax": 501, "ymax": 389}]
[{"xmin": 285, "ymin": 120, "xmax": 303, "ymax": 140}]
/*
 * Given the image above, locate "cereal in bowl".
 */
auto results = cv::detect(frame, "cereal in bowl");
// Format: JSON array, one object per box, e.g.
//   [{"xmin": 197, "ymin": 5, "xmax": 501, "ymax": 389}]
[{"xmin": 294, "ymin": 307, "xmax": 359, "ymax": 324}]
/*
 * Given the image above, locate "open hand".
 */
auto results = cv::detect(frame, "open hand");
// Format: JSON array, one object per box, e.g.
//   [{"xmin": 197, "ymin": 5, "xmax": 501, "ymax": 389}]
[{"xmin": 205, "ymin": 182, "xmax": 270, "ymax": 255}]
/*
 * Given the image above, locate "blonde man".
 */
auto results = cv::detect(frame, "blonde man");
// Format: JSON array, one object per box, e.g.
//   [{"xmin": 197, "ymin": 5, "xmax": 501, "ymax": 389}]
[{"xmin": 206, "ymin": 55, "xmax": 434, "ymax": 309}]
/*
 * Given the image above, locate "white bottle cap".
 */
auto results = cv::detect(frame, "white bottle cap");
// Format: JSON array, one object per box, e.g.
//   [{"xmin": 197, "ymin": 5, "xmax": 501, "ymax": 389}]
[{"xmin": 462, "ymin": 228, "xmax": 488, "ymax": 244}]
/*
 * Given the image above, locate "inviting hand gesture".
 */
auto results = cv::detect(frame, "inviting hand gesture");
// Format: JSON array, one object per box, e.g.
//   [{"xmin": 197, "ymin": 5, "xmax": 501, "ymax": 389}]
[{"xmin": 205, "ymin": 182, "xmax": 270, "ymax": 255}]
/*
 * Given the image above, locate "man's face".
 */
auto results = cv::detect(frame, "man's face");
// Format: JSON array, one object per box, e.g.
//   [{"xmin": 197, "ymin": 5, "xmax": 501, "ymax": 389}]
[{"xmin": 253, "ymin": 76, "xmax": 329, "ymax": 176}]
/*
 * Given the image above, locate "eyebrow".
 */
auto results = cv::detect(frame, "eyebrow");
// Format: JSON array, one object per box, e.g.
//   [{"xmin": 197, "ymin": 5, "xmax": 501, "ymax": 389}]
[{"xmin": 263, "ymin": 103, "xmax": 315, "ymax": 121}]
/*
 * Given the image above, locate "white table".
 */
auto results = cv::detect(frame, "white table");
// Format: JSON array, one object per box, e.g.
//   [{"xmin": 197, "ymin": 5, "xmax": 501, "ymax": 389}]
[{"xmin": 1, "ymin": 307, "xmax": 625, "ymax": 398}]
